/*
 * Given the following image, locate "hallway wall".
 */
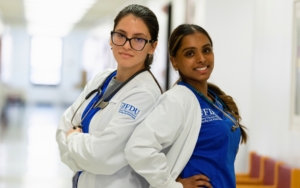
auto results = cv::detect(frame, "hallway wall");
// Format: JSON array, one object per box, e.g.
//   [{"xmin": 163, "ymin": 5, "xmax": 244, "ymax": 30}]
[
  {"xmin": 2, "ymin": 26, "xmax": 88, "ymax": 105},
  {"xmin": 250, "ymin": 0, "xmax": 300, "ymax": 168}
]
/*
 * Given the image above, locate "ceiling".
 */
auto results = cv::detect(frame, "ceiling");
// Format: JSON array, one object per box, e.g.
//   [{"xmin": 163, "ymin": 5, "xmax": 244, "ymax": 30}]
[
  {"xmin": 0, "ymin": 0, "xmax": 145, "ymax": 29},
  {"xmin": 0, "ymin": 0, "xmax": 25, "ymax": 25}
]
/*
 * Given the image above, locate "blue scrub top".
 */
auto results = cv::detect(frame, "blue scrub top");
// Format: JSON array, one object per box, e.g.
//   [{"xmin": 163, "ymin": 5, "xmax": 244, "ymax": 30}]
[
  {"xmin": 72, "ymin": 71, "xmax": 117, "ymax": 187},
  {"xmin": 81, "ymin": 71, "xmax": 117, "ymax": 133},
  {"xmin": 178, "ymin": 82, "xmax": 241, "ymax": 188}
]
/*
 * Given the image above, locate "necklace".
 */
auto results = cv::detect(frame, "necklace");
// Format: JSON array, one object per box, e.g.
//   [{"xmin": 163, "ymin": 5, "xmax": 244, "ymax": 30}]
[{"xmin": 189, "ymin": 86, "xmax": 240, "ymax": 132}]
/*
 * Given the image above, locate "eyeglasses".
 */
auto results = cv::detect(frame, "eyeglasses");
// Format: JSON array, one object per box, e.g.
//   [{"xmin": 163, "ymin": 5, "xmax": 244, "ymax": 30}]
[{"xmin": 110, "ymin": 31, "xmax": 155, "ymax": 51}]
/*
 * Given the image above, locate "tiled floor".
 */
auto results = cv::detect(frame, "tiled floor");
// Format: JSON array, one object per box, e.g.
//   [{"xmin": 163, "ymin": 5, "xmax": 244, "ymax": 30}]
[{"xmin": 0, "ymin": 104, "xmax": 72, "ymax": 188}]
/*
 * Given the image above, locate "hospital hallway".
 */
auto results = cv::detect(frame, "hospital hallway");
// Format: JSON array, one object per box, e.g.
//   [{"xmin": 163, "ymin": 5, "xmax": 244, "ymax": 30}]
[
  {"xmin": 0, "ymin": 104, "xmax": 72, "ymax": 188},
  {"xmin": 0, "ymin": 0, "xmax": 299, "ymax": 187}
]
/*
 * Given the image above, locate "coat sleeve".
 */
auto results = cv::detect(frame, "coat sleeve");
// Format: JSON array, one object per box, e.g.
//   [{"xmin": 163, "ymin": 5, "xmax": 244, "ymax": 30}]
[
  {"xmin": 56, "ymin": 119, "xmax": 83, "ymax": 172},
  {"xmin": 124, "ymin": 89, "xmax": 189, "ymax": 188},
  {"xmin": 55, "ymin": 71, "xmax": 109, "ymax": 172},
  {"xmin": 65, "ymin": 87, "xmax": 159, "ymax": 175}
]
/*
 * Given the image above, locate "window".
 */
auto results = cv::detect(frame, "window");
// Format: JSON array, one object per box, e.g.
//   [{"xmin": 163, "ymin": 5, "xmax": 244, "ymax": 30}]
[{"xmin": 30, "ymin": 36, "xmax": 62, "ymax": 85}]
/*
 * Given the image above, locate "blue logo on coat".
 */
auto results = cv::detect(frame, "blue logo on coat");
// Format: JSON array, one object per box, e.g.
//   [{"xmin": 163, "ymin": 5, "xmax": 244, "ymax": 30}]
[{"xmin": 118, "ymin": 102, "xmax": 140, "ymax": 120}]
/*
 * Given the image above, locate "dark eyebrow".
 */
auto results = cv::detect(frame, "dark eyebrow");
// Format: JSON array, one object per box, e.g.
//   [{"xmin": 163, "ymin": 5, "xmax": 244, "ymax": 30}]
[
  {"xmin": 182, "ymin": 47, "xmax": 196, "ymax": 52},
  {"xmin": 114, "ymin": 29, "xmax": 147, "ymax": 38},
  {"xmin": 181, "ymin": 43, "xmax": 212, "ymax": 52},
  {"xmin": 202, "ymin": 44, "xmax": 212, "ymax": 48}
]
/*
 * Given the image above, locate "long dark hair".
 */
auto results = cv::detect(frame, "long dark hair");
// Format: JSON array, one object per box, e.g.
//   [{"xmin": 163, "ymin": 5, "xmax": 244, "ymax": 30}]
[
  {"xmin": 113, "ymin": 4, "xmax": 159, "ymax": 69},
  {"xmin": 168, "ymin": 24, "xmax": 247, "ymax": 144}
]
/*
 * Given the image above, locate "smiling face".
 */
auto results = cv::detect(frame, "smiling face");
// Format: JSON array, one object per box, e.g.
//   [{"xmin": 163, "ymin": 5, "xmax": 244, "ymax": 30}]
[
  {"xmin": 110, "ymin": 14, "xmax": 157, "ymax": 72},
  {"xmin": 170, "ymin": 32, "xmax": 214, "ymax": 87}
]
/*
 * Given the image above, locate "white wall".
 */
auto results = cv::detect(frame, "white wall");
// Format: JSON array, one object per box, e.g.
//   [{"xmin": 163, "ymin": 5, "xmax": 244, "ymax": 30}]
[
  {"xmin": 4, "ymin": 26, "xmax": 31, "ymax": 90},
  {"xmin": 250, "ymin": 0, "xmax": 300, "ymax": 168},
  {"xmin": 0, "ymin": 13, "xmax": 5, "ymax": 36}
]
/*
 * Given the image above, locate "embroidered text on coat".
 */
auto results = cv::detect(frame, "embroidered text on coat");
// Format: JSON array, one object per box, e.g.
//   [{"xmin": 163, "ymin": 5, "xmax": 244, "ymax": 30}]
[{"xmin": 118, "ymin": 102, "xmax": 140, "ymax": 120}]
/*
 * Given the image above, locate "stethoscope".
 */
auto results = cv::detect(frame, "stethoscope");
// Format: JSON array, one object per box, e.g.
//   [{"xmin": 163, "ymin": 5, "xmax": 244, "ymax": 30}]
[{"xmin": 70, "ymin": 68, "xmax": 149, "ymax": 130}]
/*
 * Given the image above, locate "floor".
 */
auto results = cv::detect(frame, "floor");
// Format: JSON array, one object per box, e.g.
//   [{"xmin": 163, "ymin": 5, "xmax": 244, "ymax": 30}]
[{"xmin": 0, "ymin": 104, "xmax": 72, "ymax": 188}]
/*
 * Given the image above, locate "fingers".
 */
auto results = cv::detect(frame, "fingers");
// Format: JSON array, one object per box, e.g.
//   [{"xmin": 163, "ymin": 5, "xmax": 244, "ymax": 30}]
[
  {"xmin": 195, "ymin": 180, "xmax": 212, "ymax": 188},
  {"xmin": 193, "ymin": 176, "xmax": 212, "ymax": 188},
  {"xmin": 67, "ymin": 126, "xmax": 82, "ymax": 137},
  {"xmin": 176, "ymin": 174, "xmax": 212, "ymax": 188},
  {"xmin": 192, "ymin": 174, "xmax": 210, "ymax": 182},
  {"xmin": 177, "ymin": 174, "xmax": 210, "ymax": 181},
  {"xmin": 176, "ymin": 176, "xmax": 182, "ymax": 181}
]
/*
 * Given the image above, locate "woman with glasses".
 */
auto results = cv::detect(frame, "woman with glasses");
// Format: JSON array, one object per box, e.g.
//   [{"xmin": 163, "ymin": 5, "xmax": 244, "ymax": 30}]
[{"xmin": 56, "ymin": 4, "xmax": 163, "ymax": 188}]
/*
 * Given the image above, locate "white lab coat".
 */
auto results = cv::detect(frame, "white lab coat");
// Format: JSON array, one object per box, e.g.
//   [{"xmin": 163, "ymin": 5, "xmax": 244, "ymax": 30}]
[
  {"xmin": 125, "ymin": 84, "xmax": 202, "ymax": 188},
  {"xmin": 56, "ymin": 69, "xmax": 161, "ymax": 188}
]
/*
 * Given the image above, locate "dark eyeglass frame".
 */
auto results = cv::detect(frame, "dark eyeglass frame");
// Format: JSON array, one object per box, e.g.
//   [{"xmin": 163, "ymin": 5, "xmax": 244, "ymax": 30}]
[{"xmin": 110, "ymin": 31, "xmax": 155, "ymax": 51}]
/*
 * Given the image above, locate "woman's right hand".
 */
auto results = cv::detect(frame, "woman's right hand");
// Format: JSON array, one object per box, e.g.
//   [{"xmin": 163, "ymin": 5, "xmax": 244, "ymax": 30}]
[{"xmin": 176, "ymin": 174, "xmax": 212, "ymax": 188}]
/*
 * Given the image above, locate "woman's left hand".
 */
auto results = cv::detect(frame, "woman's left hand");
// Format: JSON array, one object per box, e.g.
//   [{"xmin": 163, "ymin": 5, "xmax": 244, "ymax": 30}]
[
  {"xmin": 176, "ymin": 174, "xmax": 212, "ymax": 188},
  {"xmin": 67, "ymin": 127, "xmax": 82, "ymax": 137}
]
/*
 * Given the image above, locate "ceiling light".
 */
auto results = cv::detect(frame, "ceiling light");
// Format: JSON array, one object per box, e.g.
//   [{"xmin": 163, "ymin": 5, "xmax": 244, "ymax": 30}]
[{"xmin": 23, "ymin": 0, "xmax": 96, "ymax": 37}]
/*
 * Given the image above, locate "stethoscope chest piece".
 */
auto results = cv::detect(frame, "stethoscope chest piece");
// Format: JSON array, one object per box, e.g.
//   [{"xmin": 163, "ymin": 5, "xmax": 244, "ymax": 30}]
[{"xmin": 231, "ymin": 124, "xmax": 239, "ymax": 132}]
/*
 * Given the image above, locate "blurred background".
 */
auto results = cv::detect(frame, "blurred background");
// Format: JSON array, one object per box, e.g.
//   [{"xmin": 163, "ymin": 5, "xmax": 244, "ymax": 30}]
[{"xmin": 0, "ymin": 0, "xmax": 299, "ymax": 187}]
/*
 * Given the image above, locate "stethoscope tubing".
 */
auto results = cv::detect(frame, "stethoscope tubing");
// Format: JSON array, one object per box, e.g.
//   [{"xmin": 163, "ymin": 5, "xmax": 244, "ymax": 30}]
[{"xmin": 70, "ymin": 68, "xmax": 150, "ymax": 130}]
